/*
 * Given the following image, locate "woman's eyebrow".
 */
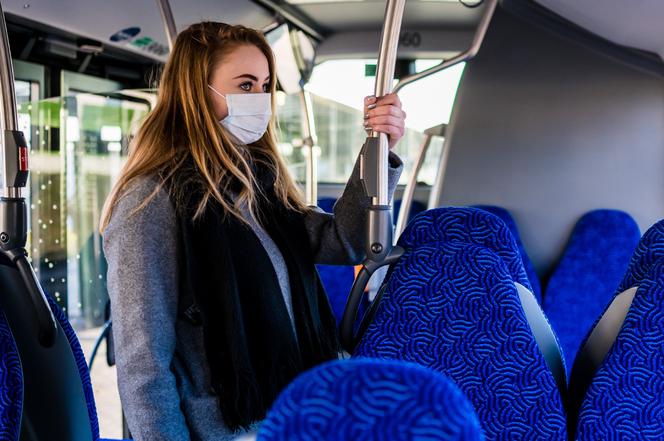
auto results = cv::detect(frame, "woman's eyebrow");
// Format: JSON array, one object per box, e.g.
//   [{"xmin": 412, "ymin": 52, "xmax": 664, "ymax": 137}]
[{"xmin": 233, "ymin": 74, "xmax": 271, "ymax": 82}]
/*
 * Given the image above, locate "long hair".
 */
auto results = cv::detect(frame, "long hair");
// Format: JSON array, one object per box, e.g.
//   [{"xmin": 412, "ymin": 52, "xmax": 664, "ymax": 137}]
[{"xmin": 100, "ymin": 22, "xmax": 307, "ymax": 232}]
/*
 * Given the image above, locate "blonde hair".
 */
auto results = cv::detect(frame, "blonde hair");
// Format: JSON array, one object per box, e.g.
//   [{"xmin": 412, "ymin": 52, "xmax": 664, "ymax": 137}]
[{"xmin": 100, "ymin": 22, "xmax": 307, "ymax": 232}]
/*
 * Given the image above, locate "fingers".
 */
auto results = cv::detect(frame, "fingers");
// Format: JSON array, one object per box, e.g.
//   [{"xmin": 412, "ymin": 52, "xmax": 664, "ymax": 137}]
[
  {"xmin": 365, "ymin": 104, "xmax": 406, "ymax": 119},
  {"xmin": 363, "ymin": 93, "xmax": 406, "ymax": 149},
  {"xmin": 364, "ymin": 93, "xmax": 402, "ymax": 110},
  {"xmin": 366, "ymin": 124, "xmax": 404, "ymax": 140},
  {"xmin": 365, "ymin": 114, "xmax": 404, "ymax": 128}
]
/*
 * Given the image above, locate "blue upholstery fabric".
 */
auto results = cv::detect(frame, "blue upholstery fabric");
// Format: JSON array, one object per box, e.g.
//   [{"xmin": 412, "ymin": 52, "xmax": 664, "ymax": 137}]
[
  {"xmin": 0, "ymin": 308, "xmax": 22, "ymax": 441},
  {"xmin": 474, "ymin": 205, "xmax": 542, "ymax": 301},
  {"xmin": 258, "ymin": 358, "xmax": 483, "ymax": 441},
  {"xmin": 396, "ymin": 207, "xmax": 533, "ymax": 292},
  {"xmin": 44, "ymin": 294, "xmax": 101, "ymax": 440},
  {"xmin": 543, "ymin": 210, "xmax": 640, "ymax": 374},
  {"xmin": 316, "ymin": 265, "xmax": 358, "ymax": 324},
  {"xmin": 316, "ymin": 197, "xmax": 337, "ymax": 215},
  {"xmin": 315, "ymin": 197, "xmax": 362, "ymax": 325},
  {"xmin": 355, "ymin": 242, "xmax": 566, "ymax": 439},
  {"xmin": 576, "ymin": 258, "xmax": 664, "ymax": 440},
  {"xmin": 617, "ymin": 219, "xmax": 664, "ymax": 293},
  {"xmin": 393, "ymin": 199, "xmax": 426, "ymax": 225}
]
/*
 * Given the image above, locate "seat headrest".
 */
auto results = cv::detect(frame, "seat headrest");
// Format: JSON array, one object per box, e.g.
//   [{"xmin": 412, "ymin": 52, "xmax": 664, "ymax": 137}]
[
  {"xmin": 398, "ymin": 207, "xmax": 532, "ymax": 290},
  {"xmin": 618, "ymin": 218, "xmax": 664, "ymax": 292},
  {"xmin": 258, "ymin": 358, "xmax": 483, "ymax": 441}
]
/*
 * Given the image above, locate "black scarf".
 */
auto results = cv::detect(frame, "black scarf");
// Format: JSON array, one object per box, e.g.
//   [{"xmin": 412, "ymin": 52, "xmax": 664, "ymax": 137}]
[{"xmin": 167, "ymin": 156, "xmax": 339, "ymax": 431}]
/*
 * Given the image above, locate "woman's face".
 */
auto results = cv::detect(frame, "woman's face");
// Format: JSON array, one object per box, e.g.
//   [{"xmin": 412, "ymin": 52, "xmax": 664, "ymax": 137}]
[{"xmin": 208, "ymin": 44, "xmax": 271, "ymax": 120}]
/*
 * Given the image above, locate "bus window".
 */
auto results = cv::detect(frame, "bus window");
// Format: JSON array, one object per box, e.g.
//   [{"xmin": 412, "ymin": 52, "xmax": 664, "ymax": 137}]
[
  {"xmin": 278, "ymin": 58, "xmax": 465, "ymax": 185},
  {"xmin": 19, "ymin": 91, "xmax": 149, "ymax": 437}
]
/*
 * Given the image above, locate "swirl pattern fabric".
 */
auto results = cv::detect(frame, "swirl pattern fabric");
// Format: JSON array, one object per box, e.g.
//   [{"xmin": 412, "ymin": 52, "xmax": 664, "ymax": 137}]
[
  {"xmin": 544, "ymin": 210, "xmax": 640, "ymax": 374},
  {"xmin": 576, "ymin": 259, "xmax": 664, "ymax": 440},
  {"xmin": 44, "ymin": 294, "xmax": 100, "ymax": 440},
  {"xmin": 474, "ymin": 205, "xmax": 542, "ymax": 302},
  {"xmin": 0, "ymin": 308, "xmax": 22, "ymax": 441},
  {"xmin": 355, "ymin": 242, "xmax": 566, "ymax": 440},
  {"xmin": 397, "ymin": 207, "xmax": 532, "ymax": 292},
  {"xmin": 617, "ymin": 219, "xmax": 664, "ymax": 293},
  {"xmin": 258, "ymin": 358, "xmax": 483, "ymax": 441}
]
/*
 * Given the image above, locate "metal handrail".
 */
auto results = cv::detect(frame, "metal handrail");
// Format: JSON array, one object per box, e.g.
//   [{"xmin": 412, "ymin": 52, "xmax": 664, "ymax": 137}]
[
  {"xmin": 340, "ymin": 0, "xmax": 406, "ymax": 353},
  {"xmin": 394, "ymin": 123, "xmax": 446, "ymax": 239},
  {"xmin": 0, "ymin": 2, "xmax": 16, "ymax": 134},
  {"xmin": 393, "ymin": 0, "xmax": 497, "ymax": 94},
  {"xmin": 156, "ymin": 0, "xmax": 177, "ymax": 51},
  {"xmin": 0, "ymin": 0, "xmax": 58, "ymax": 347},
  {"xmin": 300, "ymin": 89, "xmax": 318, "ymax": 205}
]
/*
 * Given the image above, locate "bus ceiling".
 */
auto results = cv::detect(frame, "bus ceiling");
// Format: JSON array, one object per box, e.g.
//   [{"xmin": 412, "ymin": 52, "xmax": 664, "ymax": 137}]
[{"xmin": 2, "ymin": 0, "xmax": 663, "ymax": 74}]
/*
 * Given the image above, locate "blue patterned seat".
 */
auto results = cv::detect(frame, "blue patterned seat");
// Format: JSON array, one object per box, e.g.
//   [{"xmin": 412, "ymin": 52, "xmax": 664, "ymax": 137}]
[
  {"xmin": 474, "ymin": 205, "xmax": 542, "ymax": 301},
  {"xmin": 355, "ymin": 242, "xmax": 567, "ymax": 440},
  {"xmin": 574, "ymin": 258, "xmax": 664, "ymax": 439},
  {"xmin": 616, "ymin": 219, "xmax": 664, "ymax": 293},
  {"xmin": 396, "ymin": 207, "xmax": 533, "ymax": 292},
  {"xmin": 0, "ymin": 307, "xmax": 22, "ymax": 441},
  {"xmin": 543, "ymin": 210, "xmax": 640, "ymax": 374},
  {"xmin": 258, "ymin": 358, "xmax": 483, "ymax": 441}
]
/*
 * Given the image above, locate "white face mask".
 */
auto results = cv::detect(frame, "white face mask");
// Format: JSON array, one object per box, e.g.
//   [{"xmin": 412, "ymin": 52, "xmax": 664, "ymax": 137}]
[{"xmin": 208, "ymin": 84, "xmax": 272, "ymax": 145}]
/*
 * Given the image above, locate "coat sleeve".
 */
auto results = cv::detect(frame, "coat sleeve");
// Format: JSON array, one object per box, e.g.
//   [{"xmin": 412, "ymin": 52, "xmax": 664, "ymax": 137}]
[{"xmin": 304, "ymin": 147, "xmax": 404, "ymax": 265}]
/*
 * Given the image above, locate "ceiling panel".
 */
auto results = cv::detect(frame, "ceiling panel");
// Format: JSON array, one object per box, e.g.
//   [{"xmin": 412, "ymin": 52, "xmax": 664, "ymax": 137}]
[
  {"xmin": 3, "ymin": 0, "xmax": 275, "ymax": 62},
  {"xmin": 535, "ymin": 0, "xmax": 664, "ymax": 60}
]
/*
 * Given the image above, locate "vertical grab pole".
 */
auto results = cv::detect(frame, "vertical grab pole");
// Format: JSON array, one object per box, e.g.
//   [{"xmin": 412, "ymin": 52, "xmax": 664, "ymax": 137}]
[
  {"xmin": 156, "ymin": 0, "xmax": 177, "ymax": 51},
  {"xmin": 0, "ymin": 0, "xmax": 57, "ymax": 346},
  {"xmin": 300, "ymin": 89, "xmax": 318, "ymax": 205},
  {"xmin": 340, "ymin": 0, "xmax": 406, "ymax": 352},
  {"xmin": 361, "ymin": 0, "xmax": 405, "ymax": 260}
]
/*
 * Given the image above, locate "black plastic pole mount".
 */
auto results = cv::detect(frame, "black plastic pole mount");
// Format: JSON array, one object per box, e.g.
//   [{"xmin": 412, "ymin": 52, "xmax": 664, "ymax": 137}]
[{"xmin": 0, "ymin": 129, "xmax": 57, "ymax": 347}]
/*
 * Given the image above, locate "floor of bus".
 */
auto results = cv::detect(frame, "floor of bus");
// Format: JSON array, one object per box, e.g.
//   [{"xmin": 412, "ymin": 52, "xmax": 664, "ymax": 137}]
[{"xmin": 78, "ymin": 326, "xmax": 123, "ymax": 439}]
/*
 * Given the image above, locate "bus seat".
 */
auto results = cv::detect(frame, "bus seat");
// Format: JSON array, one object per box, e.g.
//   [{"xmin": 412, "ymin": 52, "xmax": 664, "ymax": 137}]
[
  {"xmin": 0, "ymin": 291, "xmax": 130, "ymax": 440},
  {"xmin": 316, "ymin": 197, "xmax": 364, "ymax": 325},
  {"xmin": 316, "ymin": 197, "xmax": 337, "ymax": 214},
  {"xmin": 0, "ymin": 307, "xmax": 22, "ymax": 440},
  {"xmin": 393, "ymin": 199, "xmax": 426, "ymax": 225},
  {"xmin": 258, "ymin": 358, "xmax": 483, "ymax": 441},
  {"xmin": 615, "ymin": 219, "xmax": 664, "ymax": 293},
  {"xmin": 474, "ymin": 205, "xmax": 542, "ymax": 302},
  {"xmin": 355, "ymin": 242, "xmax": 567, "ymax": 439},
  {"xmin": 573, "ymin": 258, "xmax": 664, "ymax": 439},
  {"xmin": 397, "ymin": 207, "xmax": 533, "ymax": 292},
  {"xmin": 543, "ymin": 210, "xmax": 640, "ymax": 374}
]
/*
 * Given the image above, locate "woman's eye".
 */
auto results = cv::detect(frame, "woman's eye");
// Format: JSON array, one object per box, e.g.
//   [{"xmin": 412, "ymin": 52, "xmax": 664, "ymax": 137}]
[
  {"xmin": 239, "ymin": 82, "xmax": 252, "ymax": 91},
  {"xmin": 262, "ymin": 83, "xmax": 270, "ymax": 92}
]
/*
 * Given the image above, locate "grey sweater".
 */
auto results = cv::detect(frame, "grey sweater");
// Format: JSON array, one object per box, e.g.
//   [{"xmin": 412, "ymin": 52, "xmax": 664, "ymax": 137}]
[{"xmin": 103, "ymin": 150, "xmax": 403, "ymax": 441}]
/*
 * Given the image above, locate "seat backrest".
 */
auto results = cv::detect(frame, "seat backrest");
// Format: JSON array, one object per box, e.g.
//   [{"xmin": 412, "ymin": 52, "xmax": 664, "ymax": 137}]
[
  {"xmin": 316, "ymin": 197, "xmax": 337, "ymax": 215},
  {"xmin": 543, "ymin": 210, "xmax": 640, "ymax": 373},
  {"xmin": 616, "ymin": 218, "xmax": 664, "ymax": 292},
  {"xmin": 397, "ymin": 207, "xmax": 533, "ymax": 292},
  {"xmin": 315, "ymin": 265, "xmax": 359, "ymax": 324},
  {"xmin": 258, "ymin": 358, "xmax": 483, "ymax": 441},
  {"xmin": 474, "ymin": 205, "xmax": 542, "ymax": 301},
  {"xmin": 315, "ymin": 197, "xmax": 363, "ymax": 325},
  {"xmin": 0, "ymin": 263, "xmax": 94, "ymax": 441},
  {"xmin": 0, "ymin": 307, "xmax": 22, "ymax": 441},
  {"xmin": 355, "ymin": 242, "xmax": 566, "ymax": 439},
  {"xmin": 574, "ymin": 258, "xmax": 664, "ymax": 439},
  {"xmin": 44, "ymin": 293, "xmax": 101, "ymax": 440},
  {"xmin": 393, "ymin": 199, "xmax": 426, "ymax": 225}
]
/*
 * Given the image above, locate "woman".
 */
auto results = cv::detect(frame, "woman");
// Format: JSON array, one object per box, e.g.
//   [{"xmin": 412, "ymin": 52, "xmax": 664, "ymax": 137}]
[{"xmin": 101, "ymin": 22, "xmax": 405, "ymax": 441}]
